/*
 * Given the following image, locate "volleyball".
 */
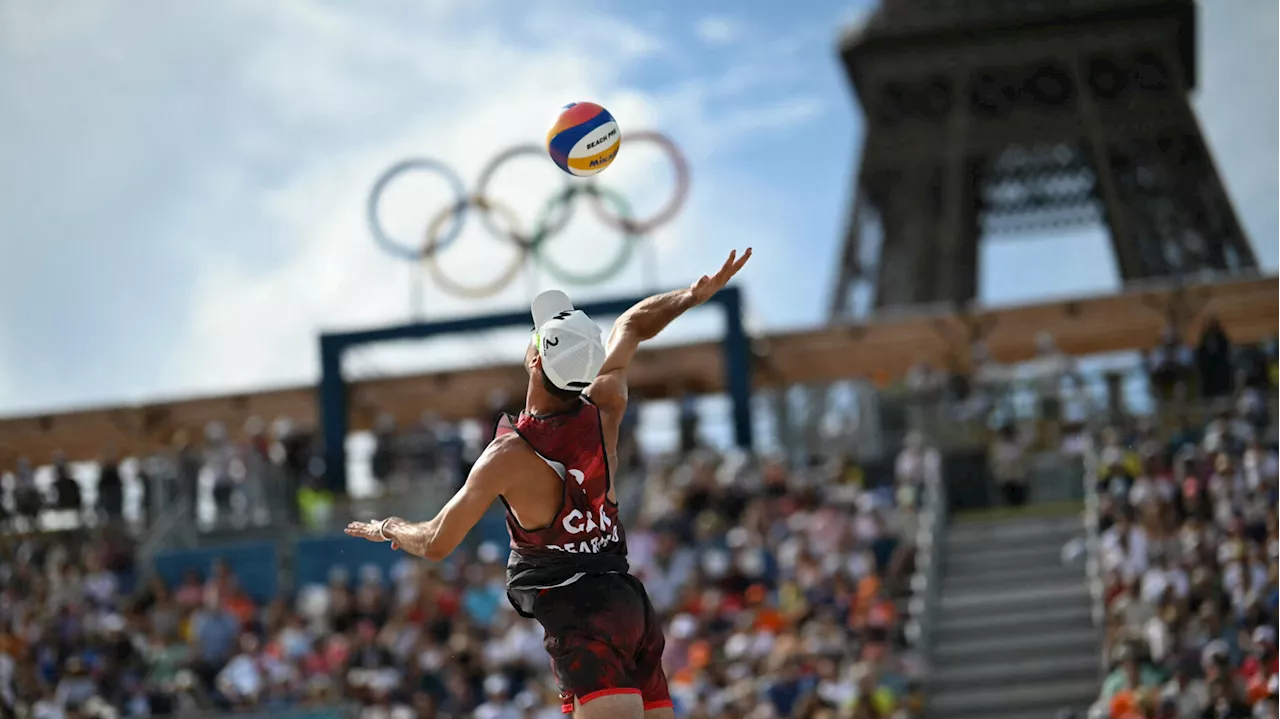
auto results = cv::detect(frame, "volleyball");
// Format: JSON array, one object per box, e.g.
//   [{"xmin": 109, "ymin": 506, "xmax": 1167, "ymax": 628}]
[{"xmin": 546, "ymin": 102, "xmax": 620, "ymax": 177}]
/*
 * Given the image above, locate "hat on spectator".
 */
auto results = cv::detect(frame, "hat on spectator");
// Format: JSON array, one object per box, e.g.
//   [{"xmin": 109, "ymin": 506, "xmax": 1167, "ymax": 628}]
[{"xmin": 1252, "ymin": 625, "xmax": 1276, "ymax": 648}]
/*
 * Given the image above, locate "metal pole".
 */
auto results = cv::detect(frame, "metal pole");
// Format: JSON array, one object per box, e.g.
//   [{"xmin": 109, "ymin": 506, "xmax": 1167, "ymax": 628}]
[
  {"xmin": 720, "ymin": 287, "xmax": 754, "ymax": 450},
  {"xmin": 318, "ymin": 337, "xmax": 349, "ymax": 494}
]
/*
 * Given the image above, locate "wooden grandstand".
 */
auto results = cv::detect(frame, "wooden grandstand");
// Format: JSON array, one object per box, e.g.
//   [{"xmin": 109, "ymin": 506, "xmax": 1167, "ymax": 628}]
[{"xmin": 0, "ymin": 275, "xmax": 1274, "ymax": 469}]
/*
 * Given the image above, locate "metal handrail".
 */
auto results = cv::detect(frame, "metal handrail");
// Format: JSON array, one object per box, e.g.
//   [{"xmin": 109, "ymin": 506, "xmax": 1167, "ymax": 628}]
[
  {"xmin": 136, "ymin": 494, "xmax": 194, "ymax": 573},
  {"xmin": 1081, "ymin": 442, "xmax": 1108, "ymax": 680},
  {"xmin": 905, "ymin": 456, "xmax": 947, "ymax": 682}
]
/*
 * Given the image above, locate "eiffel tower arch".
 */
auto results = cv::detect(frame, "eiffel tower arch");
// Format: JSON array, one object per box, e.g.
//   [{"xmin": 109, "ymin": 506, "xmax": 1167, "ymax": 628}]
[{"xmin": 830, "ymin": 0, "xmax": 1259, "ymax": 317}]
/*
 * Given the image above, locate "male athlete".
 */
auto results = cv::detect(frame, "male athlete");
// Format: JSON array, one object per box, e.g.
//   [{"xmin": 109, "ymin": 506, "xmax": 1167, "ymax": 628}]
[{"xmin": 346, "ymin": 248, "xmax": 752, "ymax": 718}]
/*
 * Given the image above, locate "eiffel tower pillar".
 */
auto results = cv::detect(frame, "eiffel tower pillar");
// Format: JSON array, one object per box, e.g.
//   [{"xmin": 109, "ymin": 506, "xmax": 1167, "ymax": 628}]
[{"xmin": 830, "ymin": 0, "xmax": 1258, "ymax": 320}]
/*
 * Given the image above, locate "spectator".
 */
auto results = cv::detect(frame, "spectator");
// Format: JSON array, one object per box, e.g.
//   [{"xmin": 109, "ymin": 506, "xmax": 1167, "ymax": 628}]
[
  {"xmin": 204, "ymin": 422, "xmax": 238, "ymax": 526},
  {"xmin": 51, "ymin": 454, "xmax": 82, "ymax": 518},
  {"xmin": 1196, "ymin": 317, "xmax": 1235, "ymax": 401},
  {"xmin": 1148, "ymin": 326, "xmax": 1194, "ymax": 409},
  {"xmin": 14, "ymin": 458, "xmax": 42, "ymax": 531},
  {"xmin": 1090, "ymin": 398, "xmax": 1276, "ymax": 719},
  {"xmin": 989, "ymin": 423, "xmax": 1029, "ymax": 507},
  {"xmin": 0, "ymin": 445, "xmax": 929, "ymax": 717},
  {"xmin": 1160, "ymin": 661, "xmax": 1209, "ymax": 718},
  {"xmin": 678, "ymin": 392, "xmax": 701, "ymax": 454},
  {"xmin": 370, "ymin": 414, "xmax": 398, "ymax": 494},
  {"xmin": 894, "ymin": 432, "xmax": 938, "ymax": 498},
  {"xmin": 95, "ymin": 454, "xmax": 123, "ymax": 525},
  {"xmin": 192, "ymin": 592, "xmax": 241, "ymax": 687},
  {"xmin": 1027, "ymin": 332, "xmax": 1072, "ymax": 447}
]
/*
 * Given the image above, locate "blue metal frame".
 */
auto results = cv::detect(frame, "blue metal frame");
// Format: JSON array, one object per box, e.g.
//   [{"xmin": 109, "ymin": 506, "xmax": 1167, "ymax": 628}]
[{"xmin": 318, "ymin": 286, "xmax": 752, "ymax": 493}]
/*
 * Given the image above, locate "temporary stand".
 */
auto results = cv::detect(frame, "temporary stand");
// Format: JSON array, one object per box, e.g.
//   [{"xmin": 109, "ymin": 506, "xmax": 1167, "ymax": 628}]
[{"xmin": 317, "ymin": 286, "xmax": 752, "ymax": 494}]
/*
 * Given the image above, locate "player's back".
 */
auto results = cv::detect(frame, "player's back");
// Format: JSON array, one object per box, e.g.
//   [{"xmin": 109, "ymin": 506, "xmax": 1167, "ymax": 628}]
[{"xmin": 494, "ymin": 397, "xmax": 629, "ymax": 617}]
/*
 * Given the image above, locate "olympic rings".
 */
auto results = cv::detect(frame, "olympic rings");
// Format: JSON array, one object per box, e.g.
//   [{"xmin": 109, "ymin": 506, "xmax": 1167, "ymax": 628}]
[
  {"xmin": 421, "ymin": 196, "xmax": 528, "ymax": 300},
  {"xmin": 368, "ymin": 158, "xmax": 467, "ymax": 261},
  {"xmin": 365, "ymin": 131, "xmax": 689, "ymax": 298},
  {"xmin": 533, "ymin": 184, "xmax": 638, "ymax": 286},
  {"xmin": 473, "ymin": 144, "xmax": 577, "ymax": 249},
  {"xmin": 587, "ymin": 131, "xmax": 690, "ymax": 234}
]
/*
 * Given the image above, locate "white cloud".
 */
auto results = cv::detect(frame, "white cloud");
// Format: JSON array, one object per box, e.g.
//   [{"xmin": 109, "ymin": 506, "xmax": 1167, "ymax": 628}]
[
  {"xmin": 152, "ymin": 4, "xmax": 683, "ymax": 394},
  {"xmin": 0, "ymin": 0, "xmax": 824, "ymax": 415},
  {"xmin": 694, "ymin": 15, "xmax": 743, "ymax": 46}
]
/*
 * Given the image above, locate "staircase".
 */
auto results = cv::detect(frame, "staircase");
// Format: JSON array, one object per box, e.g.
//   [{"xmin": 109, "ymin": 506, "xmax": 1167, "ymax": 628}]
[{"xmin": 927, "ymin": 513, "xmax": 1100, "ymax": 719}]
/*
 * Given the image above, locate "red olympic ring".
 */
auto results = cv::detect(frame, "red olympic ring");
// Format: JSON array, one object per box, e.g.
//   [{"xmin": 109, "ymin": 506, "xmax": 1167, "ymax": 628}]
[{"xmin": 586, "ymin": 131, "xmax": 690, "ymax": 234}]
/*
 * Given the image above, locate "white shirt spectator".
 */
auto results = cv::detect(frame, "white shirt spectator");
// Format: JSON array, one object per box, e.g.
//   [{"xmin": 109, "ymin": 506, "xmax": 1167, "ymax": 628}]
[
  {"xmin": 1222, "ymin": 560, "xmax": 1268, "ymax": 610},
  {"xmin": 1101, "ymin": 525, "xmax": 1150, "ymax": 577},
  {"xmin": 217, "ymin": 653, "xmax": 263, "ymax": 701},
  {"xmin": 1143, "ymin": 615, "xmax": 1174, "ymax": 663},
  {"xmin": 1140, "ymin": 565, "xmax": 1189, "ymax": 604},
  {"xmin": 895, "ymin": 438, "xmax": 939, "ymax": 489},
  {"xmin": 83, "ymin": 570, "xmax": 118, "ymax": 606},
  {"xmin": 31, "ymin": 699, "xmax": 65, "ymax": 719},
  {"xmin": 1161, "ymin": 677, "xmax": 1208, "ymax": 719},
  {"xmin": 1242, "ymin": 448, "xmax": 1279, "ymax": 491}
]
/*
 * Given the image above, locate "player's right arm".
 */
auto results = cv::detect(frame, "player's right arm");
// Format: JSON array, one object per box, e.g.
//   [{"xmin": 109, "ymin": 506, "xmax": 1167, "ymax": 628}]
[{"xmin": 587, "ymin": 248, "xmax": 752, "ymax": 415}]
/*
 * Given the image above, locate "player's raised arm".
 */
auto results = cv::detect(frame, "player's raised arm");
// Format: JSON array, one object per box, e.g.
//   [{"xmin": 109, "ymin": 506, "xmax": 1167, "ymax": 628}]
[
  {"xmin": 588, "ymin": 248, "xmax": 752, "ymax": 412},
  {"xmin": 344, "ymin": 434, "xmax": 526, "ymax": 561}
]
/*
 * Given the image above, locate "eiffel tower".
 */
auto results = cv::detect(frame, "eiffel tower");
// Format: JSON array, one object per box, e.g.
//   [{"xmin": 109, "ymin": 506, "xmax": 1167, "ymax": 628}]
[{"xmin": 830, "ymin": 0, "xmax": 1258, "ymax": 316}]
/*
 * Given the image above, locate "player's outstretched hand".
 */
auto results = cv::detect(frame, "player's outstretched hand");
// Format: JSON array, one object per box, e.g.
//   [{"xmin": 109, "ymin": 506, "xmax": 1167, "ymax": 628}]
[
  {"xmin": 689, "ymin": 248, "xmax": 752, "ymax": 305},
  {"xmin": 345, "ymin": 519, "xmax": 401, "ymax": 550}
]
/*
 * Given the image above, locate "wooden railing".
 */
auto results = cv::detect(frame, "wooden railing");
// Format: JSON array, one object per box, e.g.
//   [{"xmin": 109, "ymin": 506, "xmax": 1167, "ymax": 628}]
[{"xmin": 0, "ymin": 275, "xmax": 1273, "ymax": 469}]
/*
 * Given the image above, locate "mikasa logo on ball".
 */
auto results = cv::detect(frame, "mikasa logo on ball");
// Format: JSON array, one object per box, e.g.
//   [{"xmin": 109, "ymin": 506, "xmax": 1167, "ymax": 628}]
[{"xmin": 589, "ymin": 147, "xmax": 618, "ymax": 168}]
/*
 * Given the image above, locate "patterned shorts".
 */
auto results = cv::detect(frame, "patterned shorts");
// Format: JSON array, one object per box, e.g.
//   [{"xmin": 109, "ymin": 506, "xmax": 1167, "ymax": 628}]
[{"xmin": 532, "ymin": 573, "xmax": 672, "ymax": 714}]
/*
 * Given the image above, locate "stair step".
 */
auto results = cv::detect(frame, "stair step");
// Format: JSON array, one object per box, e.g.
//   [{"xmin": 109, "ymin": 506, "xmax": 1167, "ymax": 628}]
[
  {"xmin": 947, "ymin": 531, "xmax": 1081, "ymax": 553},
  {"xmin": 932, "ymin": 653, "xmax": 1100, "ymax": 692},
  {"xmin": 940, "ymin": 578, "xmax": 1088, "ymax": 613},
  {"xmin": 950, "ymin": 512, "xmax": 1081, "ymax": 537},
  {"xmin": 935, "ymin": 627, "xmax": 1097, "ymax": 663},
  {"xmin": 943, "ymin": 561, "xmax": 1081, "ymax": 591},
  {"xmin": 929, "ymin": 677, "xmax": 1099, "ymax": 717},
  {"xmin": 945, "ymin": 541, "xmax": 1074, "ymax": 571},
  {"xmin": 936, "ymin": 602, "xmax": 1094, "ymax": 639}
]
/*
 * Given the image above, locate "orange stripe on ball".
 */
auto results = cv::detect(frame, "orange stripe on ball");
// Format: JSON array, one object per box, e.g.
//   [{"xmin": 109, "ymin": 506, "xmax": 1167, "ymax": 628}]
[
  {"xmin": 566, "ymin": 140, "xmax": 619, "ymax": 171},
  {"xmin": 548, "ymin": 102, "xmax": 603, "ymax": 139}
]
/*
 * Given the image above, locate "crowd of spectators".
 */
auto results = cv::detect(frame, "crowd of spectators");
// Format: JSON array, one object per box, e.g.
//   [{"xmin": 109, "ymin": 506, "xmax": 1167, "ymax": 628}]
[
  {"xmin": 1090, "ymin": 405, "xmax": 1277, "ymax": 717},
  {"xmin": 0, "ymin": 445, "xmax": 928, "ymax": 719}
]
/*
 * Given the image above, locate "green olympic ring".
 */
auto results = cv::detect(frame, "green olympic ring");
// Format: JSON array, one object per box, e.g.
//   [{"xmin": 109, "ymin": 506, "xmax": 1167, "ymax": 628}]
[{"xmin": 531, "ymin": 184, "xmax": 639, "ymax": 286}]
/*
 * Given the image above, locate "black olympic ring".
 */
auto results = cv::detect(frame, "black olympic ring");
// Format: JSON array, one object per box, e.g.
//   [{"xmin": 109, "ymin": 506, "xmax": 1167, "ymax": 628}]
[{"xmin": 366, "ymin": 131, "xmax": 690, "ymax": 298}]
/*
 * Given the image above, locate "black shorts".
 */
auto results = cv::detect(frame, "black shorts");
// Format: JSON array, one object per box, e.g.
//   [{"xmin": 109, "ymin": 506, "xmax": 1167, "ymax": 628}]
[{"xmin": 531, "ymin": 573, "xmax": 671, "ymax": 714}]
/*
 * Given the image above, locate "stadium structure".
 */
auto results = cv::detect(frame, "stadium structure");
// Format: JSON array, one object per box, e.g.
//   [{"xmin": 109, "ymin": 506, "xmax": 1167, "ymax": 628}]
[{"xmin": 0, "ymin": 1, "xmax": 1275, "ymax": 718}]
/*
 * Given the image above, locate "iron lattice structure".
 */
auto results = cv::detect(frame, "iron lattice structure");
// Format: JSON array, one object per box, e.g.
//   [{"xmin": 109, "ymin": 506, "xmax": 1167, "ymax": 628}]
[{"xmin": 830, "ymin": 0, "xmax": 1258, "ymax": 316}]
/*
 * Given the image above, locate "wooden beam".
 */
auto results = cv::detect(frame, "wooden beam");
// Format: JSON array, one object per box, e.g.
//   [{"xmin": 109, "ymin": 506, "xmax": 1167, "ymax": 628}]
[{"xmin": 0, "ymin": 275, "xmax": 1274, "ymax": 469}]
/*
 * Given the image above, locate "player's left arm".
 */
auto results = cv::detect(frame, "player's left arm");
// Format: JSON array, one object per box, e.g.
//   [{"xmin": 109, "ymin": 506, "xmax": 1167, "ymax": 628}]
[{"xmin": 344, "ymin": 435, "xmax": 522, "ymax": 561}]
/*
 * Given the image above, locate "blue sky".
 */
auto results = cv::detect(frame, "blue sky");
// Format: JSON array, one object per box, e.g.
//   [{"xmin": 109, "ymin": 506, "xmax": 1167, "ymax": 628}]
[{"xmin": 0, "ymin": 0, "xmax": 1275, "ymax": 416}]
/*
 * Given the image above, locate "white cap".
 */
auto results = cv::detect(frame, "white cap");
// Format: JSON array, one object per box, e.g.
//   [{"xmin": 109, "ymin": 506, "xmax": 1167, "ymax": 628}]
[{"xmin": 531, "ymin": 290, "xmax": 606, "ymax": 392}]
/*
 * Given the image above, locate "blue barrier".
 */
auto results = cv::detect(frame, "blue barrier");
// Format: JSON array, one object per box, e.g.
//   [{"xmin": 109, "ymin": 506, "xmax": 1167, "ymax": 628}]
[
  {"xmin": 156, "ymin": 512, "xmax": 515, "ymax": 600},
  {"xmin": 152, "ymin": 541, "xmax": 279, "ymax": 603},
  {"xmin": 294, "ymin": 534, "xmax": 403, "ymax": 588}
]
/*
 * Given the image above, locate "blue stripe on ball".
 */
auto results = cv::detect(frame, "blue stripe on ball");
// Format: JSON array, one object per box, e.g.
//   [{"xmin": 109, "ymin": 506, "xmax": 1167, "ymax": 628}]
[
  {"xmin": 548, "ymin": 108, "xmax": 611, "ymax": 162},
  {"xmin": 549, "ymin": 146, "xmax": 571, "ymax": 172}
]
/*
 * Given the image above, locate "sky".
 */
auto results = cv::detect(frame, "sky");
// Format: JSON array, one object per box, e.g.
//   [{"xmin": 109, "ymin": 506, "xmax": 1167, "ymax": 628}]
[{"xmin": 0, "ymin": 0, "xmax": 1276, "ymax": 417}]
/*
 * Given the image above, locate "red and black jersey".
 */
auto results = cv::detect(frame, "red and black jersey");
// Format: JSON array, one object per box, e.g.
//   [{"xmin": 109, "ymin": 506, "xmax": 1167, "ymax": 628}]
[{"xmin": 494, "ymin": 397, "xmax": 629, "ymax": 617}]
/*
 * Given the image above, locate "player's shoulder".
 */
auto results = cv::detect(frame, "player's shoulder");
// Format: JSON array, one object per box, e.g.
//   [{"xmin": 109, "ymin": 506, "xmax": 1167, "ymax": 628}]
[
  {"xmin": 584, "ymin": 374, "xmax": 627, "ymax": 417},
  {"xmin": 470, "ymin": 432, "xmax": 540, "ymax": 491},
  {"xmin": 486, "ymin": 430, "xmax": 536, "ymax": 460}
]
